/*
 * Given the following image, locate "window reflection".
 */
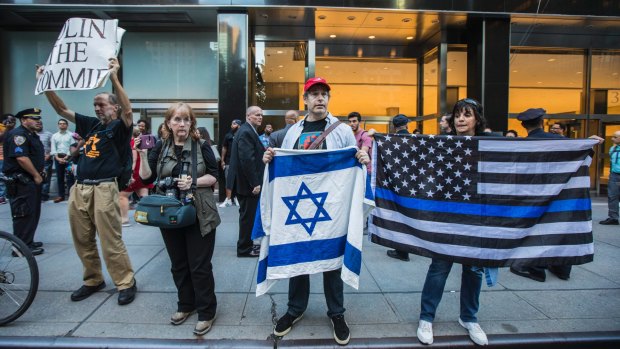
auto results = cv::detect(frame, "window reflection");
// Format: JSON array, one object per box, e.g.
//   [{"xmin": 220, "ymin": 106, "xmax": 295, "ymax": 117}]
[{"xmin": 509, "ymin": 49, "xmax": 584, "ymax": 114}]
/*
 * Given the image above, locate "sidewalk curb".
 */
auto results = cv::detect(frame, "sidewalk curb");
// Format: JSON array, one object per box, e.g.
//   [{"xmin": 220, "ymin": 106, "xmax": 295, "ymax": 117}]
[{"xmin": 0, "ymin": 332, "xmax": 618, "ymax": 348}]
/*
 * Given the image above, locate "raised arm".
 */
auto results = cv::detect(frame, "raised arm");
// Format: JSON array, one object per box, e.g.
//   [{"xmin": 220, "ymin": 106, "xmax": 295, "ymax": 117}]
[
  {"xmin": 37, "ymin": 65, "xmax": 77, "ymax": 123},
  {"xmin": 108, "ymin": 58, "xmax": 133, "ymax": 129}
]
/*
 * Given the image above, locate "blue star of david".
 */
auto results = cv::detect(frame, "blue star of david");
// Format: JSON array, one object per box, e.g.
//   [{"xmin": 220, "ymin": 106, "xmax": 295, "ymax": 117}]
[{"xmin": 282, "ymin": 182, "xmax": 331, "ymax": 235}]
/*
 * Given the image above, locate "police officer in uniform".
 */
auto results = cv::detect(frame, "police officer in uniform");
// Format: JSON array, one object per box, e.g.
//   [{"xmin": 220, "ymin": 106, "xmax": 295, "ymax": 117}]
[
  {"xmin": 386, "ymin": 114, "xmax": 412, "ymax": 262},
  {"xmin": 2, "ymin": 108, "xmax": 45, "ymax": 255},
  {"xmin": 510, "ymin": 108, "xmax": 566, "ymax": 281}
]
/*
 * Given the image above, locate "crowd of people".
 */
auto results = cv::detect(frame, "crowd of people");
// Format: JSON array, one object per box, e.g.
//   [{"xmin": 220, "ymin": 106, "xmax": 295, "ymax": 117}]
[{"xmin": 1, "ymin": 58, "xmax": 614, "ymax": 346}]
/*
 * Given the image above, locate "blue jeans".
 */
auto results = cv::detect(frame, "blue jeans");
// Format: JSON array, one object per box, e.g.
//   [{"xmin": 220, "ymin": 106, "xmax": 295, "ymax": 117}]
[
  {"xmin": 420, "ymin": 258, "xmax": 483, "ymax": 323},
  {"xmin": 0, "ymin": 160, "xmax": 5, "ymax": 198},
  {"xmin": 287, "ymin": 268, "xmax": 345, "ymax": 318},
  {"xmin": 608, "ymin": 172, "xmax": 619, "ymax": 220}
]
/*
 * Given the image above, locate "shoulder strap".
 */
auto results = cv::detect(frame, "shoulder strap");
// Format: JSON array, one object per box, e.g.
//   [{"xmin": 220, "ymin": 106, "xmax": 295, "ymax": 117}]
[
  {"xmin": 308, "ymin": 120, "xmax": 342, "ymax": 150},
  {"xmin": 191, "ymin": 139, "xmax": 197, "ymax": 191}
]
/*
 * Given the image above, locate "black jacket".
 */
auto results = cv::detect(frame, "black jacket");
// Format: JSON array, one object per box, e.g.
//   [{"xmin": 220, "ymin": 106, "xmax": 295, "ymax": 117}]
[{"xmin": 227, "ymin": 122, "xmax": 265, "ymax": 196}]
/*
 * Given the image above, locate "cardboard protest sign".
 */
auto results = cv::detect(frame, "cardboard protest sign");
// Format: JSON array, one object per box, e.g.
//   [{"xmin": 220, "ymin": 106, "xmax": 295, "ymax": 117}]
[{"xmin": 35, "ymin": 18, "xmax": 125, "ymax": 95}]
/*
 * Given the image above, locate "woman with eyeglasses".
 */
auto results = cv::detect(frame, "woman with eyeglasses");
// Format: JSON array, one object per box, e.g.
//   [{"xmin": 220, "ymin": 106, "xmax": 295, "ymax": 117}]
[{"xmin": 416, "ymin": 98, "xmax": 490, "ymax": 346}]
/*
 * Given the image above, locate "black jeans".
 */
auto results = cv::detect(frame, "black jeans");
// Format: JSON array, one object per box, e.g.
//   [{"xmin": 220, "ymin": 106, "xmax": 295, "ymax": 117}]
[
  {"xmin": 161, "ymin": 223, "xmax": 217, "ymax": 321},
  {"xmin": 9, "ymin": 181, "xmax": 42, "ymax": 246},
  {"xmin": 54, "ymin": 159, "xmax": 75, "ymax": 199},
  {"xmin": 237, "ymin": 194, "xmax": 259, "ymax": 255},
  {"xmin": 287, "ymin": 269, "xmax": 345, "ymax": 318}
]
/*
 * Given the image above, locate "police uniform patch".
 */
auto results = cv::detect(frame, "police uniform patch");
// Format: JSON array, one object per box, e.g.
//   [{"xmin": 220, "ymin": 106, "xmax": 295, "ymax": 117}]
[
  {"xmin": 15, "ymin": 146, "xmax": 23, "ymax": 153},
  {"xmin": 14, "ymin": 135, "xmax": 26, "ymax": 146}
]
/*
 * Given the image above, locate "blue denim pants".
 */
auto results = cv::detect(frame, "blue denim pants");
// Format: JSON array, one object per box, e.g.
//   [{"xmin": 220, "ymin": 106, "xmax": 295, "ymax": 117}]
[
  {"xmin": 0, "ymin": 160, "xmax": 5, "ymax": 198},
  {"xmin": 287, "ymin": 268, "xmax": 345, "ymax": 318},
  {"xmin": 420, "ymin": 258, "xmax": 483, "ymax": 323},
  {"xmin": 608, "ymin": 172, "xmax": 619, "ymax": 220}
]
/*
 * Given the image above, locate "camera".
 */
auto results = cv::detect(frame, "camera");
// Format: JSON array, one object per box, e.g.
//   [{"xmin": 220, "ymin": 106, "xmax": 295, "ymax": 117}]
[{"xmin": 158, "ymin": 177, "xmax": 179, "ymax": 199}]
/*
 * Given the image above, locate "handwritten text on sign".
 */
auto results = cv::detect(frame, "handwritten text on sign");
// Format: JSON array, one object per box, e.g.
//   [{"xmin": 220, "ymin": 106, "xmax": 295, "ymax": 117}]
[{"xmin": 35, "ymin": 18, "xmax": 125, "ymax": 95}]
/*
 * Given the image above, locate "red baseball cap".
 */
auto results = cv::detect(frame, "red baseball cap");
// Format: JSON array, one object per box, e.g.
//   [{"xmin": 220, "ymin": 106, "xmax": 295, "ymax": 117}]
[{"xmin": 303, "ymin": 77, "xmax": 331, "ymax": 92}]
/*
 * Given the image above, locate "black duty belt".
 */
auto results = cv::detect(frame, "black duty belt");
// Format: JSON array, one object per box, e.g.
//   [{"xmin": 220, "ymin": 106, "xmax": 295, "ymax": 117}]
[{"xmin": 77, "ymin": 177, "xmax": 116, "ymax": 185}]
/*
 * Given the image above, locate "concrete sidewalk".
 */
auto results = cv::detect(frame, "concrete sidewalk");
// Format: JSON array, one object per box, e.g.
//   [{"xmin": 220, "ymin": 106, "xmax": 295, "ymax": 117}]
[{"xmin": 0, "ymin": 196, "xmax": 619, "ymax": 347}]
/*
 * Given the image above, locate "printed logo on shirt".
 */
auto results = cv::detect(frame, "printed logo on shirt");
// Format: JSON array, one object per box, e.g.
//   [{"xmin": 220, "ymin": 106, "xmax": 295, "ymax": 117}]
[
  {"xmin": 84, "ymin": 134, "xmax": 101, "ymax": 158},
  {"xmin": 298, "ymin": 131, "xmax": 322, "ymax": 150},
  {"xmin": 13, "ymin": 135, "xmax": 26, "ymax": 146}
]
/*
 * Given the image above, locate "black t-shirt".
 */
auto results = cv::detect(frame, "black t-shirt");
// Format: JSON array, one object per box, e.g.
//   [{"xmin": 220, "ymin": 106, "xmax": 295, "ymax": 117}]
[
  {"xmin": 223, "ymin": 130, "xmax": 235, "ymax": 163},
  {"xmin": 294, "ymin": 118, "xmax": 328, "ymax": 150},
  {"xmin": 74, "ymin": 113, "xmax": 131, "ymax": 181},
  {"xmin": 2, "ymin": 125, "xmax": 45, "ymax": 175},
  {"xmin": 144, "ymin": 139, "xmax": 219, "ymax": 184}
]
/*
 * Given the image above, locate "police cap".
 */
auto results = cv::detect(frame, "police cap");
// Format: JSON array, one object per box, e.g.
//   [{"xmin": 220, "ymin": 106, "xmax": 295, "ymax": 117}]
[
  {"xmin": 15, "ymin": 108, "xmax": 42, "ymax": 120},
  {"xmin": 517, "ymin": 108, "xmax": 546, "ymax": 122},
  {"xmin": 392, "ymin": 114, "xmax": 409, "ymax": 127}
]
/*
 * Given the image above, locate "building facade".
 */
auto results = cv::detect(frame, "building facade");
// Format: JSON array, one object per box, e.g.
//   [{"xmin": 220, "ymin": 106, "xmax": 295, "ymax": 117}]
[{"xmin": 1, "ymin": 1, "xmax": 619, "ymax": 193}]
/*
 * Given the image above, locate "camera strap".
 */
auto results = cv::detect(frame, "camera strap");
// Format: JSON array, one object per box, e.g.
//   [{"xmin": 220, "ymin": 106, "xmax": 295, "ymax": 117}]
[{"xmin": 191, "ymin": 139, "xmax": 197, "ymax": 192}]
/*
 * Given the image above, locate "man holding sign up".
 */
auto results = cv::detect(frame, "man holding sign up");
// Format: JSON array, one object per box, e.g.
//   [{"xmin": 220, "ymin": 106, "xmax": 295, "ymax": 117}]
[{"xmin": 35, "ymin": 18, "xmax": 137, "ymax": 306}]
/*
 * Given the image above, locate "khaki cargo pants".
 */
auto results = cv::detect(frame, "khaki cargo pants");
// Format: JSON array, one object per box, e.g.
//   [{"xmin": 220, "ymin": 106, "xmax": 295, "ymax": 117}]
[{"xmin": 68, "ymin": 182, "xmax": 135, "ymax": 290}]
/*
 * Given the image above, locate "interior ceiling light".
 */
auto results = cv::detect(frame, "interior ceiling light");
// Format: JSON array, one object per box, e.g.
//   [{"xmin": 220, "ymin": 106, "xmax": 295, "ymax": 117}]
[
  {"xmin": 329, "ymin": 34, "xmax": 337, "ymax": 38},
  {"xmin": 383, "ymin": 67, "xmax": 389, "ymax": 70},
  {"xmin": 276, "ymin": 50, "xmax": 284, "ymax": 54},
  {"xmin": 406, "ymin": 36, "xmax": 414, "ymax": 40},
  {"xmin": 402, "ymin": 18, "xmax": 412, "ymax": 23},
  {"xmin": 612, "ymin": 72, "xmax": 618, "ymax": 76},
  {"xmin": 324, "ymin": 66, "xmax": 330, "ymax": 69},
  {"xmin": 547, "ymin": 58, "xmax": 556, "ymax": 62},
  {"xmin": 576, "ymin": 71, "xmax": 582, "ymax": 74},
  {"xmin": 318, "ymin": 15, "xmax": 327, "ymax": 20},
  {"xmin": 537, "ymin": 81, "xmax": 543, "ymax": 84},
  {"xmin": 278, "ymin": 65, "xmax": 284, "ymax": 68},
  {"xmin": 447, "ymin": 68, "xmax": 452, "ymax": 72},
  {"xmin": 347, "ymin": 16, "xmax": 356, "ymax": 20},
  {"xmin": 375, "ymin": 16, "xmax": 384, "ymax": 21},
  {"xmin": 512, "ymin": 70, "xmax": 518, "ymax": 73},
  {"xmin": 368, "ymin": 35, "xmax": 376, "ymax": 39},
  {"xmin": 279, "ymin": 76, "xmax": 284, "ymax": 79}
]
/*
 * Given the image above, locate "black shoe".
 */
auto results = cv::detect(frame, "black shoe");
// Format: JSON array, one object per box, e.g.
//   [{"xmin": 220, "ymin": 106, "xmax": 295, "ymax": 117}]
[
  {"xmin": 237, "ymin": 250, "xmax": 260, "ymax": 257},
  {"xmin": 331, "ymin": 314, "xmax": 351, "ymax": 345},
  {"xmin": 548, "ymin": 266, "xmax": 571, "ymax": 280},
  {"xmin": 118, "ymin": 279, "xmax": 137, "ymax": 305},
  {"xmin": 510, "ymin": 267, "xmax": 546, "ymax": 282},
  {"xmin": 31, "ymin": 241, "xmax": 43, "ymax": 248},
  {"xmin": 71, "ymin": 282, "xmax": 106, "ymax": 301},
  {"xmin": 29, "ymin": 246, "xmax": 44, "ymax": 256},
  {"xmin": 599, "ymin": 218, "xmax": 619, "ymax": 225},
  {"xmin": 386, "ymin": 249, "xmax": 410, "ymax": 261},
  {"xmin": 273, "ymin": 312, "xmax": 303, "ymax": 337}
]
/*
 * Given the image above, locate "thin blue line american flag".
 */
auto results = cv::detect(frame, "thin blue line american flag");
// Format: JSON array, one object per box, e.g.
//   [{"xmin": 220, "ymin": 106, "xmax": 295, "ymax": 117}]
[{"xmin": 368, "ymin": 134, "xmax": 597, "ymax": 267}]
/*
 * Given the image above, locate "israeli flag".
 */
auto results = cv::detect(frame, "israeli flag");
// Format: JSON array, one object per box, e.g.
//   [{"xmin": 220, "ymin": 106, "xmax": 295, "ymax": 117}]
[{"xmin": 252, "ymin": 146, "xmax": 371, "ymax": 296}]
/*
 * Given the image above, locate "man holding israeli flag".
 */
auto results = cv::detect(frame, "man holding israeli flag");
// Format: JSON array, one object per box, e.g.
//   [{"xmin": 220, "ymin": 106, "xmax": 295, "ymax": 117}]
[{"xmin": 258, "ymin": 77, "xmax": 370, "ymax": 346}]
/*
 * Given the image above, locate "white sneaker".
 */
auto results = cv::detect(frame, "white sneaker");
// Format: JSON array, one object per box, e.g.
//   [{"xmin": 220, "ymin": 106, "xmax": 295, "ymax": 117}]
[
  {"xmin": 234, "ymin": 197, "xmax": 239, "ymax": 206},
  {"xmin": 219, "ymin": 198, "xmax": 232, "ymax": 208},
  {"xmin": 417, "ymin": 319, "xmax": 433, "ymax": 345},
  {"xmin": 458, "ymin": 318, "xmax": 488, "ymax": 346}
]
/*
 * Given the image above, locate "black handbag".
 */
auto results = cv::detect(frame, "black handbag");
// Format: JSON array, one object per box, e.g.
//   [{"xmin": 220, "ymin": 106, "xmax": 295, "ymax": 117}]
[{"xmin": 134, "ymin": 140, "xmax": 198, "ymax": 229}]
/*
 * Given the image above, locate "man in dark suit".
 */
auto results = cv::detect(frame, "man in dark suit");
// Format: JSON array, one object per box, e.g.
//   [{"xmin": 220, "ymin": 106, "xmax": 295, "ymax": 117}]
[
  {"xmin": 228, "ymin": 106, "xmax": 265, "ymax": 257},
  {"xmin": 269, "ymin": 110, "xmax": 298, "ymax": 148}
]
